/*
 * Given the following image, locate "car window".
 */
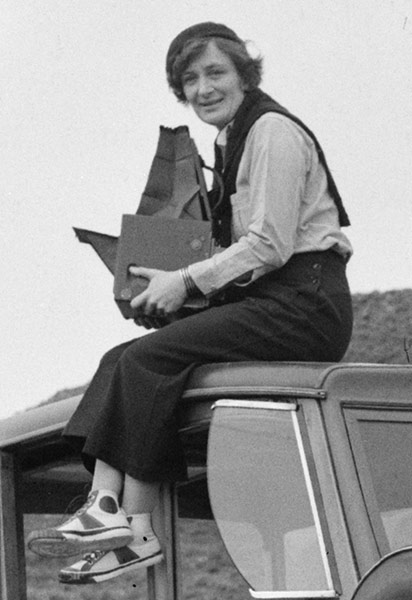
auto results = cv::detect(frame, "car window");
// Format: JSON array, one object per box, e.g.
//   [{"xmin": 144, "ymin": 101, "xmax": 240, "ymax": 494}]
[
  {"xmin": 207, "ymin": 400, "xmax": 337, "ymax": 597},
  {"xmin": 345, "ymin": 409, "xmax": 412, "ymax": 553}
]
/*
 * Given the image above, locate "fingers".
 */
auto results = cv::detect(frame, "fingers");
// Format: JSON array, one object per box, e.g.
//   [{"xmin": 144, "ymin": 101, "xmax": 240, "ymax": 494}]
[
  {"xmin": 131, "ymin": 290, "xmax": 166, "ymax": 327},
  {"xmin": 131, "ymin": 297, "xmax": 162, "ymax": 317},
  {"xmin": 130, "ymin": 289, "xmax": 167, "ymax": 316},
  {"xmin": 129, "ymin": 272, "xmax": 161, "ymax": 313},
  {"xmin": 129, "ymin": 266, "xmax": 158, "ymax": 279},
  {"xmin": 130, "ymin": 289, "xmax": 148, "ymax": 312},
  {"xmin": 128, "ymin": 268, "xmax": 185, "ymax": 316},
  {"xmin": 134, "ymin": 315, "xmax": 165, "ymax": 330}
]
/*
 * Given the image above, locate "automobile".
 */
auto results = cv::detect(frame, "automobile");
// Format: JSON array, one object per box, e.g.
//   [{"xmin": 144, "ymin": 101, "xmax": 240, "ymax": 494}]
[{"xmin": 1, "ymin": 361, "xmax": 412, "ymax": 599}]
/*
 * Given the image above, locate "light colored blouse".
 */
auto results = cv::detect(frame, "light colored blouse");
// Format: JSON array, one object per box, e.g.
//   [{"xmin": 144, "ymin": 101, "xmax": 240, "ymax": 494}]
[{"xmin": 188, "ymin": 112, "xmax": 353, "ymax": 297}]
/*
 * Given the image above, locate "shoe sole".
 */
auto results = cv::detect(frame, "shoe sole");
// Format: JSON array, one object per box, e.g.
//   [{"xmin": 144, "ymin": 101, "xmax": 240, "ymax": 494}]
[
  {"xmin": 27, "ymin": 528, "xmax": 133, "ymax": 558},
  {"xmin": 58, "ymin": 551, "xmax": 164, "ymax": 584}
]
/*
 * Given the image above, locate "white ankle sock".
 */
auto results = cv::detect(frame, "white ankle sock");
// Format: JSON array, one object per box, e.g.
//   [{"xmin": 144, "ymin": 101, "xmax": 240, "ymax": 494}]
[
  {"xmin": 91, "ymin": 489, "xmax": 118, "ymax": 500},
  {"xmin": 128, "ymin": 513, "xmax": 155, "ymax": 540}
]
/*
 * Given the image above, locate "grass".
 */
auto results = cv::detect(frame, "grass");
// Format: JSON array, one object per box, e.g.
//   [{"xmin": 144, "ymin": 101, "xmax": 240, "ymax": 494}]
[{"xmin": 24, "ymin": 515, "xmax": 251, "ymax": 599}]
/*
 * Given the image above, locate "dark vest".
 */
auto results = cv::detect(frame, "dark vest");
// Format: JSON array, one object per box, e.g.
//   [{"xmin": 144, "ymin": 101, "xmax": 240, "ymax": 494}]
[{"xmin": 209, "ymin": 88, "xmax": 350, "ymax": 247}]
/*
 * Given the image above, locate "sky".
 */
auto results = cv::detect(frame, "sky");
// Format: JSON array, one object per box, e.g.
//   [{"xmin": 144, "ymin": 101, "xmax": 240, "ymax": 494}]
[{"xmin": 1, "ymin": 0, "xmax": 412, "ymax": 419}]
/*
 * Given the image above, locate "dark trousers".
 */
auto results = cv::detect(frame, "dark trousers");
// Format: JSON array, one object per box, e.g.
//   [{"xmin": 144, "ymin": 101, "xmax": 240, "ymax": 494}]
[{"xmin": 64, "ymin": 250, "xmax": 353, "ymax": 482}]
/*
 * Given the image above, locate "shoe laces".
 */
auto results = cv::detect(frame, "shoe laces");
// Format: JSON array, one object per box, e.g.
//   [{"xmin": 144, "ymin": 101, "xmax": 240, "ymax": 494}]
[
  {"xmin": 62, "ymin": 491, "xmax": 97, "ymax": 526},
  {"xmin": 84, "ymin": 550, "xmax": 107, "ymax": 565},
  {"xmin": 73, "ymin": 491, "xmax": 96, "ymax": 517},
  {"xmin": 56, "ymin": 485, "xmax": 91, "ymax": 527}
]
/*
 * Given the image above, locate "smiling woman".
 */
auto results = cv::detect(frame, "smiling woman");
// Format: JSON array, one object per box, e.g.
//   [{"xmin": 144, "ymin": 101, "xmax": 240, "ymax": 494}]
[
  {"xmin": 166, "ymin": 22, "xmax": 262, "ymax": 103},
  {"xmin": 27, "ymin": 21, "xmax": 353, "ymax": 588},
  {"xmin": 180, "ymin": 42, "xmax": 246, "ymax": 130},
  {"xmin": 167, "ymin": 27, "xmax": 262, "ymax": 132}
]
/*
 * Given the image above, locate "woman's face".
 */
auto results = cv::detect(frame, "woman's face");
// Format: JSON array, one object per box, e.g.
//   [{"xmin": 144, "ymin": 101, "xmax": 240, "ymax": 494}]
[{"xmin": 182, "ymin": 41, "xmax": 245, "ymax": 130}]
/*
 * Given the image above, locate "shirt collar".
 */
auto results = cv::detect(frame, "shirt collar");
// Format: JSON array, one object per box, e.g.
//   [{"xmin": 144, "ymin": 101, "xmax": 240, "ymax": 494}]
[{"xmin": 215, "ymin": 120, "xmax": 233, "ymax": 148}]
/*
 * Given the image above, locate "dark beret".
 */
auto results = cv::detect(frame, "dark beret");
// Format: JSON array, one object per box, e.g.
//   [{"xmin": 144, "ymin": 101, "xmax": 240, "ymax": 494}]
[{"xmin": 166, "ymin": 22, "xmax": 242, "ymax": 76}]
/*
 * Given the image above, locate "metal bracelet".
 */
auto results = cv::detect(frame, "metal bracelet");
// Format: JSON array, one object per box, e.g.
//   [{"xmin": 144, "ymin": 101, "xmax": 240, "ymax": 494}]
[{"xmin": 179, "ymin": 267, "xmax": 197, "ymax": 296}]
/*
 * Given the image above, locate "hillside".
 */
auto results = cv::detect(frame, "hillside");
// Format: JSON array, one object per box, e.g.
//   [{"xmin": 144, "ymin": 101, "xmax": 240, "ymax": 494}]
[
  {"xmin": 344, "ymin": 289, "xmax": 412, "ymax": 364},
  {"xmin": 41, "ymin": 289, "xmax": 412, "ymax": 405}
]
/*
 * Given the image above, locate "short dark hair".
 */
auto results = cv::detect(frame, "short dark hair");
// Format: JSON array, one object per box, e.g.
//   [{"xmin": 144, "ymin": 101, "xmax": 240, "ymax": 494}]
[{"xmin": 167, "ymin": 36, "xmax": 263, "ymax": 103}]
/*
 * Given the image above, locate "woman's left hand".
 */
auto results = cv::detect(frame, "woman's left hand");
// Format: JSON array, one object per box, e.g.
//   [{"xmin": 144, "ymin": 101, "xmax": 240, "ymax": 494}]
[{"xmin": 129, "ymin": 266, "xmax": 188, "ymax": 317}]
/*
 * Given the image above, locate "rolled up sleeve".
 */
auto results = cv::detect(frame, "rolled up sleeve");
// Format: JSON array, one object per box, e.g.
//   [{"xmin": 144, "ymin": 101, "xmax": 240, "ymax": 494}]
[{"xmin": 188, "ymin": 114, "xmax": 311, "ymax": 296}]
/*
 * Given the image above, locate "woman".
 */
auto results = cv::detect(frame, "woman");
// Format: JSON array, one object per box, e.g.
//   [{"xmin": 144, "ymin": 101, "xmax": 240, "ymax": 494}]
[{"xmin": 28, "ymin": 22, "xmax": 353, "ymax": 584}]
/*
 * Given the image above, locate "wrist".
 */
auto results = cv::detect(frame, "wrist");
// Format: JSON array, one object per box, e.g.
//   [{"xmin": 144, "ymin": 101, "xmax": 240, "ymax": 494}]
[{"xmin": 179, "ymin": 267, "xmax": 199, "ymax": 297}]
